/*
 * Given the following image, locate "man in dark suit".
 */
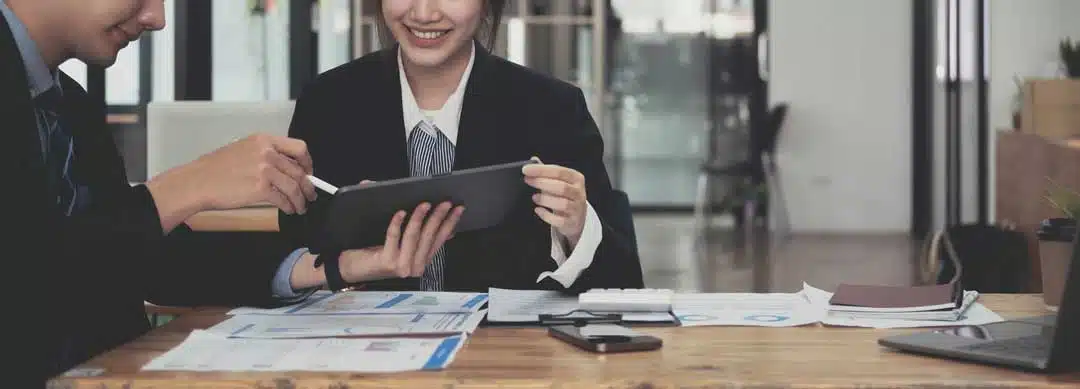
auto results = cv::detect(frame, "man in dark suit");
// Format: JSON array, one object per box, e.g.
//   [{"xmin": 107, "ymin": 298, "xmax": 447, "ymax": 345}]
[{"xmin": 2, "ymin": 0, "xmax": 461, "ymax": 386}]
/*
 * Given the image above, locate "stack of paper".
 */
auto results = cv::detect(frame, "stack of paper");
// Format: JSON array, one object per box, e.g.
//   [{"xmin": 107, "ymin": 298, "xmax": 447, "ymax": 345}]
[
  {"xmin": 825, "ymin": 282, "xmax": 971, "ymax": 320},
  {"xmin": 228, "ymin": 290, "xmax": 489, "ymax": 315},
  {"xmin": 802, "ymin": 284, "xmax": 1004, "ymax": 329},
  {"xmin": 668, "ymin": 284, "xmax": 1004, "ymax": 329},
  {"xmin": 143, "ymin": 330, "xmax": 466, "ymax": 373},
  {"xmin": 142, "ymin": 291, "xmax": 488, "ymax": 373},
  {"xmin": 208, "ymin": 311, "xmax": 487, "ymax": 339},
  {"xmin": 826, "ymin": 290, "xmax": 980, "ymax": 321}
]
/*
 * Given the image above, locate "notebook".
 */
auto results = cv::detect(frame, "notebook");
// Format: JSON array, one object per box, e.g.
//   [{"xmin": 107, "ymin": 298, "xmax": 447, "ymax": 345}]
[
  {"xmin": 827, "ymin": 282, "xmax": 963, "ymax": 313},
  {"xmin": 825, "ymin": 290, "xmax": 979, "ymax": 321}
]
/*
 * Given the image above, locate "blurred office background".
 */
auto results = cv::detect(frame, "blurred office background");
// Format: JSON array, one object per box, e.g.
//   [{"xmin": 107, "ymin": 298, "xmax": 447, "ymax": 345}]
[{"xmin": 71, "ymin": 0, "xmax": 1080, "ymax": 293}]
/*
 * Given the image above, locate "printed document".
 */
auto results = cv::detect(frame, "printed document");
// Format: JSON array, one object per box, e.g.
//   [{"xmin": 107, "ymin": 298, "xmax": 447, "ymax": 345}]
[
  {"xmin": 228, "ymin": 291, "xmax": 489, "ymax": 315},
  {"xmin": 672, "ymin": 289, "xmax": 825, "ymax": 327},
  {"xmin": 207, "ymin": 310, "xmax": 486, "ymax": 339},
  {"xmin": 142, "ymin": 330, "xmax": 465, "ymax": 373},
  {"xmin": 487, "ymin": 288, "xmax": 673, "ymax": 323}
]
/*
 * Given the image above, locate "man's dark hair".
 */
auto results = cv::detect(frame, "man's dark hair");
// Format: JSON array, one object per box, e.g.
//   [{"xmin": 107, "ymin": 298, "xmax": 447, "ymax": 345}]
[{"xmin": 375, "ymin": 0, "xmax": 507, "ymax": 49}]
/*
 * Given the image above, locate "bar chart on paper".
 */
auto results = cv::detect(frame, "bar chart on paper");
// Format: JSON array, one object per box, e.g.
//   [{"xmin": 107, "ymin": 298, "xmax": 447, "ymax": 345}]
[{"xmin": 228, "ymin": 291, "xmax": 489, "ymax": 315}]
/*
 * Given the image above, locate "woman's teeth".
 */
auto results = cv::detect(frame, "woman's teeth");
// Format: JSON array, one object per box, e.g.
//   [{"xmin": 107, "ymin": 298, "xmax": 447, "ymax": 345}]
[{"xmin": 410, "ymin": 29, "xmax": 447, "ymax": 40}]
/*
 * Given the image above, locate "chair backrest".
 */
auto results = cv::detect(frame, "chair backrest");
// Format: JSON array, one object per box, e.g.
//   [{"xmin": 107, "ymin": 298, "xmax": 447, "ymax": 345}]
[
  {"xmin": 607, "ymin": 189, "xmax": 639, "ymax": 255},
  {"xmin": 929, "ymin": 223, "xmax": 1036, "ymax": 293},
  {"xmin": 146, "ymin": 101, "xmax": 296, "ymax": 177},
  {"xmin": 760, "ymin": 103, "xmax": 789, "ymax": 155}
]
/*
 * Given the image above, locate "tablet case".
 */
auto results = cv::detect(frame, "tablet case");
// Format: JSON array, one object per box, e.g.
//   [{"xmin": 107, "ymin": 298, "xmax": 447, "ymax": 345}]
[{"xmin": 309, "ymin": 160, "xmax": 537, "ymax": 253}]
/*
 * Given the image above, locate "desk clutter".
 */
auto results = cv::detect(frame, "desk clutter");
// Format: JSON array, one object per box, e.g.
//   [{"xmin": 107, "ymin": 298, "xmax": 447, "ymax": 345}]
[{"xmin": 141, "ymin": 284, "xmax": 1005, "ymax": 373}]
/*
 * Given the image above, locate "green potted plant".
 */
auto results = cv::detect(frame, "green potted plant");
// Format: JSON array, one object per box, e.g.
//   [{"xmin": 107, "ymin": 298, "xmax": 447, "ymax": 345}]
[
  {"xmin": 1044, "ymin": 178, "xmax": 1080, "ymax": 219},
  {"xmin": 1060, "ymin": 38, "xmax": 1080, "ymax": 78},
  {"xmin": 1037, "ymin": 178, "xmax": 1079, "ymax": 311}
]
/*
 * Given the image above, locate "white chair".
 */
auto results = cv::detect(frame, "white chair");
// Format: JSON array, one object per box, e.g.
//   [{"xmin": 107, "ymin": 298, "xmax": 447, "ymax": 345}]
[{"xmin": 146, "ymin": 101, "xmax": 296, "ymax": 177}]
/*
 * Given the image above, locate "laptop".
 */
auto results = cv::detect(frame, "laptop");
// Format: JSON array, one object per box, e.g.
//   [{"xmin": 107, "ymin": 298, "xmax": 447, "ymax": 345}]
[{"xmin": 878, "ymin": 229, "xmax": 1080, "ymax": 373}]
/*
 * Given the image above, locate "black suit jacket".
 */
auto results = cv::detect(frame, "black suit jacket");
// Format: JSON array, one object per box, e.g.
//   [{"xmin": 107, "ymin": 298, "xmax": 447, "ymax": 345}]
[
  {"xmin": 1, "ymin": 12, "xmax": 296, "ymax": 387},
  {"xmin": 280, "ymin": 45, "xmax": 644, "ymax": 294}
]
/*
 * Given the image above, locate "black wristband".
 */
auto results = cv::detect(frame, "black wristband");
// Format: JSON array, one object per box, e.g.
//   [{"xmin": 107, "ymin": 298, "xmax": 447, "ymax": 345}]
[{"xmin": 313, "ymin": 249, "xmax": 350, "ymax": 292}]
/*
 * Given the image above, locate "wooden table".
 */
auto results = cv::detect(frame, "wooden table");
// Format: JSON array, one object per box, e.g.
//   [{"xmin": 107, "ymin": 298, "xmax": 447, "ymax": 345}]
[
  {"xmin": 48, "ymin": 294, "xmax": 1080, "ymax": 389},
  {"xmin": 185, "ymin": 207, "xmax": 278, "ymax": 232}
]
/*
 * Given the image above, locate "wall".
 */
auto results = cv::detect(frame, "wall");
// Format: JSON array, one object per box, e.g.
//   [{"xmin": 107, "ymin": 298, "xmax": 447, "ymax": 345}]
[
  {"xmin": 989, "ymin": 0, "xmax": 1080, "ymax": 132},
  {"xmin": 212, "ymin": 0, "xmax": 292, "ymax": 101},
  {"xmin": 768, "ymin": 0, "xmax": 912, "ymax": 233}
]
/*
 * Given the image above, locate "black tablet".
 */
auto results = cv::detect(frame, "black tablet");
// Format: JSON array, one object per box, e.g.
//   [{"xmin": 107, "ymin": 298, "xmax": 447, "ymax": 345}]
[{"xmin": 311, "ymin": 160, "xmax": 537, "ymax": 252}]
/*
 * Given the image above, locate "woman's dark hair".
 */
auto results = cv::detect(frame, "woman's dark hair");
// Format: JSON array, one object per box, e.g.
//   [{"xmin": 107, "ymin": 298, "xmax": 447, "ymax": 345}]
[{"xmin": 375, "ymin": 0, "xmax": 507, "ymax": 49}]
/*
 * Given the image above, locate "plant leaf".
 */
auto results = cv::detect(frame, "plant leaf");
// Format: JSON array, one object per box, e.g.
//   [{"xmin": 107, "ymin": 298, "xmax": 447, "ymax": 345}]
[{"xmin": 1044, "ymin": 177, "xmax": 1080, "ymax": 218}]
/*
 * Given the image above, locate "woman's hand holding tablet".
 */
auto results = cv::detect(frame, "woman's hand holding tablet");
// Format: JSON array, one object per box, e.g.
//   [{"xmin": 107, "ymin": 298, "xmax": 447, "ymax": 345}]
[{"xmin": 337, "ymin": 200, "xmax": 465, "ymax": 283}]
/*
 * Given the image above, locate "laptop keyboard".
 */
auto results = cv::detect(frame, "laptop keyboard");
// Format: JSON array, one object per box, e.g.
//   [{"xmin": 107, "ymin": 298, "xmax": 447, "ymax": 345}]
[{"xmin": 960, "ymin": 336, "xmax": 1049, "ymax": 359}]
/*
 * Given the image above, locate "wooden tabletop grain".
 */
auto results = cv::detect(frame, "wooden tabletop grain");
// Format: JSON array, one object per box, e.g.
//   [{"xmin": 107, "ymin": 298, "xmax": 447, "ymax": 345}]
[
  {"xmin": 185, "ymin": 207, "xmax": 279, "ymax": 232},
  {"xmin": 47, "ymin": 294, "xmax": 1080, "ymax": 389}
]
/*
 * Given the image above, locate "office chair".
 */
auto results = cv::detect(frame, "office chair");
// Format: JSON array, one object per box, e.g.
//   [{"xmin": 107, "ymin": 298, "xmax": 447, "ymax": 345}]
[
  {"xmin": 924, "ymin": 223, "xmax": 1037, "ymax": 293},
  {"xmin": 693, "ymin": 103, "xmax": 790, "ymax": 240}
]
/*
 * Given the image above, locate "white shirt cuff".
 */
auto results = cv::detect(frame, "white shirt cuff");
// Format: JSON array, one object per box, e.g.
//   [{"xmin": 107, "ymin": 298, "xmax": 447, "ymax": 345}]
[{"xmin": 536, "ymin": 201, "xmax": 603, "ymax": 287}]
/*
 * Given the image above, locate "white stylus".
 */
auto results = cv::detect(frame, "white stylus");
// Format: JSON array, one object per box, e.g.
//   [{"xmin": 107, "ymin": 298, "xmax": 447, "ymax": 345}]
[{"xmin": 307, "ymin": 175, "xmax": 339, "ymax": 194}]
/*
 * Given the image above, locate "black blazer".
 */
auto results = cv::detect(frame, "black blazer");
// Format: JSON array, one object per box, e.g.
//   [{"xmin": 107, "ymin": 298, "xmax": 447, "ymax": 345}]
[
  {"xmin": 0, "ymin": 13, "xmax": 296, "ymax": 387},
  {"xmin": 281, "ymin": 45, "xmax": 644, "ymax": 294}
]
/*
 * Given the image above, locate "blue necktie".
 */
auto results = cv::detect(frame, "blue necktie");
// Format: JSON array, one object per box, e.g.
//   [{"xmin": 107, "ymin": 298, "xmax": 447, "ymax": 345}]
[
  {"xmin": 34, "ymin": 86, "xmax": 78, "ymax": 215},
  {"xmin": 408, "ymin": 120, "xmax": 455, "ymax": 291}
]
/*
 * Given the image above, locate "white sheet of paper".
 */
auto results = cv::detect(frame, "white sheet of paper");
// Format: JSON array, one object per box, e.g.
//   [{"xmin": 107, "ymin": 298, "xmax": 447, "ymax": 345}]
[
  {"xmin": 801, "ymin": 283, "xmax": 1005, "ymax": 329},
  {"xmin": 487, "ymin": 288, "xmax": 673, "ymax": 323},
  {"xmin": 207, "ymin": 311, "xmax": 486, "ymax": 339},
  {"xmin": 672, "ymin": 289, "xmax": 825, "ymax": 327},
  {"xmin": 142, "ymin": 330, "xmax": 466, "ymax": 373},
  {"xmin": 228, "ymin": 291, "xmax": 489, "ymax": 315}
]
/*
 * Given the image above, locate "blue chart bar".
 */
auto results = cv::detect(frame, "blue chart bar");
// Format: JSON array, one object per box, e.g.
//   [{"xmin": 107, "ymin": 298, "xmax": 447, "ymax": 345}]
[
  {"xmin": 376, "ymin": 293, "xmax": 414, "ymax": 308},
  {"xmin": 422, "ymin": 336, "xmax": 463, "ymax": 370},
  {"xmin": 462, "ymin": 294, "xmax": 488, "ymax": 309}
]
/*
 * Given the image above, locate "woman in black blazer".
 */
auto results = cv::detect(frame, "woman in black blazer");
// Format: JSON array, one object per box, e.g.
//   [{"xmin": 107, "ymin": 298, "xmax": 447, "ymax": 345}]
[{"xmin": 281, "ymin": 0, "xmax": 643, "ymax": 294}]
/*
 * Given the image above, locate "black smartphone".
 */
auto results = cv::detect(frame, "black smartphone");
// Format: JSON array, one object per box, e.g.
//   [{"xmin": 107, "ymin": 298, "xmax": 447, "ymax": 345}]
[{"xmin": 548, "ymin": 324, "xmax": 662, "ymax": 353}]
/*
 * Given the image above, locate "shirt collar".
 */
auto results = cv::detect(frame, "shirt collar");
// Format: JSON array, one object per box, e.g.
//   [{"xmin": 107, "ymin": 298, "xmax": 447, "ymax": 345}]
[
  {"xmin": 0, "ymin": 0, "xmax": 58, "ymax": 98},
  {"xmin": 399, "ymin": 41, "xmax": 475, "ymax": 145}
]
